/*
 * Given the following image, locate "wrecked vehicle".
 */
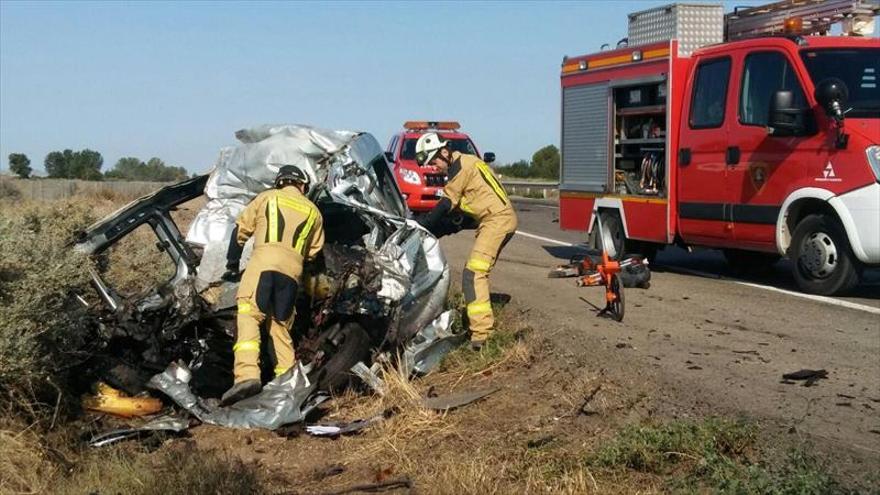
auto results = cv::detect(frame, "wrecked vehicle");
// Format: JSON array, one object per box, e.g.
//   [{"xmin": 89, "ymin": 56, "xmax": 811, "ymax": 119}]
[{"xmin": 75, "ymin": 125, "xmax": 465, "ymax": 409}]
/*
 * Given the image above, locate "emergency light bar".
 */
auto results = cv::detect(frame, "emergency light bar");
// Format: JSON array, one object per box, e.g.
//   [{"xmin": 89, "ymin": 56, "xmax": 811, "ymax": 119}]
[{"xmin": 403, "ymin": 121, "xmax": 461, "ymax": 131}]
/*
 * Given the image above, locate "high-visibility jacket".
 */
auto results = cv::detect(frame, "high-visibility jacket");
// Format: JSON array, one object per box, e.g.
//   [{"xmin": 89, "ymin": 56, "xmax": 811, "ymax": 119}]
[
  {"xmin": 442, "ymin": 151, "xmax": 513, "ymax": 222},
  {"xmin": 233, "ymin": 185, "xmax": 324, "ymax": 281}
]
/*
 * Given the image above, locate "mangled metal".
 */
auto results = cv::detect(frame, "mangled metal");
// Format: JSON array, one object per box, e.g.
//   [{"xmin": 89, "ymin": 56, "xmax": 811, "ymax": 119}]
[
  {"xmin": 148, "ymin": 361, "xmax": 326, "ymax": 429},
  {"xmin": 74, "ymin": 124, "xmax": 463, "ymax": 429},
  {"xmin": 87, "ymin": 415, "xmax": 191, "ymax": 448}
]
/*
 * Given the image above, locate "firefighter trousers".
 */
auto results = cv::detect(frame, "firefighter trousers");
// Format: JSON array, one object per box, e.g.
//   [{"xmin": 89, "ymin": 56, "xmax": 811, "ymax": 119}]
[
  {"xmin": 463, "ymin": 210, "xmax": 517, "ymax": 342},
  {"xmin": 234, "ymin": 266, "xmax": 300, "ymax": 383}
]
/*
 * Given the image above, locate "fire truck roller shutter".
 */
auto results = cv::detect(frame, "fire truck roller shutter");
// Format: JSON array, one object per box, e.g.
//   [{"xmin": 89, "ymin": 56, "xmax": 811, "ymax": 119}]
[{"xmin": 561, "ymin": 82, "xmax": 610, "ymax": 193}]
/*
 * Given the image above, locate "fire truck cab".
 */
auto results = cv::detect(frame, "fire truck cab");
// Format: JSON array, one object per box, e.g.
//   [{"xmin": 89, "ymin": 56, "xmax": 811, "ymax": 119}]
[{"xmin": 559, "ymin": 1, "xmax": 879, "ymax": 295}]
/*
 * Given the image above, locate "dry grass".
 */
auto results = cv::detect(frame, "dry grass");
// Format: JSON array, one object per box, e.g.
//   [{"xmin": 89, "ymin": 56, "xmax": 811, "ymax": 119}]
[{"xmin": 0, "ymin": 416, "xmax": 266, "ymax": 495}]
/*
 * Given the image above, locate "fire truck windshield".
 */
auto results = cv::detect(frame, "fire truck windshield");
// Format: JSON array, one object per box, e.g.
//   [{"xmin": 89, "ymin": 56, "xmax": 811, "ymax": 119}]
[
  {"xmin": 401, "ymin": 138, "xmax": 478, "ymax": 161},
  {"xmin": 801, "ymin": 48, "xmax": 880, "ymax": 118}
]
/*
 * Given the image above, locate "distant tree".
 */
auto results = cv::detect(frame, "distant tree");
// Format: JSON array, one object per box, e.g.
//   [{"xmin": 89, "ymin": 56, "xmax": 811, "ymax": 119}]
[
  {"xmin": 69, "ymin": 149, "xmax": 103, "ymax": 180},
  {"xmin": 8, "ymin": 153, "xmax": 32, "ymax": 178},
  {"xmin": 45, "ymin": 149, "xmax": 72, "ymax": 178},
  {"xmin": 530, "ymin": 145, "xmax": 559, "ymax": 180},
  {"xmin": 106, "ymin": 156, "xmax": 189, "ymax": 182},
  {"xmin": 44, "ymin": 149, "xmax": 103, "ymax": 179},
  {"xmin": 105, "ymin": 157, "xmax": 142, "ymax": 180},
  {"xmin": 494, "ymin": 160, "xmax": 531, "ymax": 178}
]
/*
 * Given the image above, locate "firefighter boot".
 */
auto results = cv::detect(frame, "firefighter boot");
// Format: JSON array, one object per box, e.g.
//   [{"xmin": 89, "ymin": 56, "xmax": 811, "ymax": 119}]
[{"xmin": 220, "ymin": 379, "xmax": 262, "ymax": 406}]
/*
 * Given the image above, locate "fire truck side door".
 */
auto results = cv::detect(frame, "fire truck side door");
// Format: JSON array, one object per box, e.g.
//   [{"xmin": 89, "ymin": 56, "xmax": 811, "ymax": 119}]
[
  {"xmin": 727, "ymin": 48, "xmax": 826, "ymax": 251},
  {"xmin": 677, "ymin": 56, "xmax": 736, "ymax": 244}
]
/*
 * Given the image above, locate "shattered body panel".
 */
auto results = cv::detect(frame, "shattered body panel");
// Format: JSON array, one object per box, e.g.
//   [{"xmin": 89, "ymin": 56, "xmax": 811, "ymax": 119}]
[{"xmin": 75, "ymin": 125, "xmax": 459, "ymax": 423}]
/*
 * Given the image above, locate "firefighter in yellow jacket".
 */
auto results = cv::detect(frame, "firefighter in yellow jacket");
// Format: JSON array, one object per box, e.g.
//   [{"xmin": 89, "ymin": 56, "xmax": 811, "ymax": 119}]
[
  {"xmin": 415, "ymin": 133, "xmax": 518, "ymax": 350},
  {"xmin": 220, "ymin": 165, "xmax": 324, "ymax": 405}
]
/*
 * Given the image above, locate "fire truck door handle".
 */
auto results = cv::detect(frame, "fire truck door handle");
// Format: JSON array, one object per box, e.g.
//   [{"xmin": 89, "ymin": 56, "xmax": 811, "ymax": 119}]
[
  {"xmin": 679, "ymin": 148, "xmax": 691, "ymax": 166},
  {"xmin": 726, "ymin": 146, "xmax": 740, "ymax": 166}
]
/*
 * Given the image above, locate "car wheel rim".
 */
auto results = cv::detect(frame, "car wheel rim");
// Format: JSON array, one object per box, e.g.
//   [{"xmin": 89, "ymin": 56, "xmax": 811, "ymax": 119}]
[{"xmin": 799, "ymin": 231, "xmax": 838, "ymax": 279}]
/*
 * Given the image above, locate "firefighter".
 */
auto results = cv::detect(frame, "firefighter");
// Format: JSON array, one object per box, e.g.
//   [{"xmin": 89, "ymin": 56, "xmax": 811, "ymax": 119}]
[
  {"xmin": 220, "ymin": 165, "xmax": 324, "ymax": 405},
  {"xmin": 415, "ymin": 133, "xmax": 517, "ymax": 350}
]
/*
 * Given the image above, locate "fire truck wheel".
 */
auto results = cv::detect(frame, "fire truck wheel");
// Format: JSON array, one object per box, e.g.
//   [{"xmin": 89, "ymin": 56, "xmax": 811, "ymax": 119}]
[
  {"xmin": 790, "ymin": 214, "xmax": 860, "ymax": 295},
  {"xmin": 593, "ymin": 211, "xmax": 626, "ymax": 260}
]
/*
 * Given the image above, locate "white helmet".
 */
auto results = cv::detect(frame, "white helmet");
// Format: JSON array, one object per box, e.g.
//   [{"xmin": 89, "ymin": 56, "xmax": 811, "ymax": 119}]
[{"xmin": 415, "ymin": 132, "xmax": 448, "ymax": 165}]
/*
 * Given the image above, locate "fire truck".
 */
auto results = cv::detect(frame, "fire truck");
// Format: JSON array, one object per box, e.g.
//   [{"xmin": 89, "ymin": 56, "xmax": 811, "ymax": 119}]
[{"xmin": 558, "ymin": 0, "xmax": 879, "ymax": 295}]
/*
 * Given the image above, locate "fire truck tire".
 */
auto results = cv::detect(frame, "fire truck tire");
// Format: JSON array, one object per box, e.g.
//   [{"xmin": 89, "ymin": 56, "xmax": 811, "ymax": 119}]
[
  {"xmin": 790, "ymin": 214, "xmax": 860, "ymax": 295},
  {"xmin": 594, "ymin": 211, "xmax": 627, "ymax": 260}
]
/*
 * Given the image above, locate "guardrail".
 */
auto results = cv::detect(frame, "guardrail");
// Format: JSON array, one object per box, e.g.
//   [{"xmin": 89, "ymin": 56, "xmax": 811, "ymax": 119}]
[{"xmin": 499, "ymin": 180, "xmax": 559, "ymax": 200}]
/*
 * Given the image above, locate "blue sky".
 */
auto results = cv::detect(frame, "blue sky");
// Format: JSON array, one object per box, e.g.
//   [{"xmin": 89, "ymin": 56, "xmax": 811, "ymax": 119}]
[{"xmin": 1, "ymin": 0, "xmax": 780, "ymax": 174}]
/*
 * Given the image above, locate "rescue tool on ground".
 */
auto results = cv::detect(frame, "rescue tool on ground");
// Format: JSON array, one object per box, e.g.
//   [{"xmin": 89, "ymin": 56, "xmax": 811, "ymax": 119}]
[
  {"xmin": 558, "ymin": 0, "xmax": 879, "ymax": 296},
  {"xmin": 548, "ymin": 217, "xmax": 650, "ymax": 323}
]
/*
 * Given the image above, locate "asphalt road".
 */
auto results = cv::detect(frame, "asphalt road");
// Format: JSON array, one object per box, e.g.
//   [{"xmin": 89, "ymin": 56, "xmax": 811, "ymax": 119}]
[{"xmin": 438, "ymin": 198, "xmax": 880, "ymax": 463}]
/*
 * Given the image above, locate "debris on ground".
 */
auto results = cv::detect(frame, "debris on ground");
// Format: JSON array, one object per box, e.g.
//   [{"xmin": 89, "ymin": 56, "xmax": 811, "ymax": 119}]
[
  {"xmin": 781, "ymin": 369, "xmax": 829, "ymax": 386},
  {"xmin": 422, "ymin": 387, "xmax": 500, "ymax": 411},
  {"xmin": 306, "ymin": 477, "xmax": 414, "ymax": 495},
  {"xmin": 305, "ymin": 413, "xmax": 387, "ymax": 437},
  {"xmin": 87, "ymin": 415, "xmax": 191, "ymax": 448},
  {"xmin": 81, "ymin": 382, "xmax": 163, "ymax": 418}
]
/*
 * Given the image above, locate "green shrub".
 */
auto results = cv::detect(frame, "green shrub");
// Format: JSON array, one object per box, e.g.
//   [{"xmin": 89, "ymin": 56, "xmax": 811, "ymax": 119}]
[{"xmin": 0, "ymin": 199, "xmax": 97, "ymax": 416}]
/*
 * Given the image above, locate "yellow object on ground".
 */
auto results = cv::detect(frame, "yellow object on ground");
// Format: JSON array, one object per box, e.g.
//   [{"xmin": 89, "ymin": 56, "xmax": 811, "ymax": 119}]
[{"xmin": 82, "ymin": 382, "xmax": 163, "ymax": 418}]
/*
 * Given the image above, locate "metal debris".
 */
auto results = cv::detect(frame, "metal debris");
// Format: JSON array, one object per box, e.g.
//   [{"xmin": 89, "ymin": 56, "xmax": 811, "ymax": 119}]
[
  {"xmin": 350, "ymin": 362, "xmax": 386, "ymax": 396},
  {"xmin": 148, "ymin": 361, "xmax": 327, "ymax": 430},
  {"xmin": 401, "ymin": 310, "xmax": 465, "ymax": 376},
  {"xmin": 422, "ymin": 387, "xmax": 500, "ymax": 411},
  {"xmin": 305, "ymin": 413, "xmax": 386, "ymax": 437},
  {"xmin": 781, "ymin": 369, "xmax": 828, "ymax": 386},
  {"xmin": 88, "ymin": 415, "xmax": 190, "ymax": 448}
]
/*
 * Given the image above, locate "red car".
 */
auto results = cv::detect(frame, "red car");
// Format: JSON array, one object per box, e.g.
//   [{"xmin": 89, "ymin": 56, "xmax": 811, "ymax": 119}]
[{"xmin": 385, "ymin": 121, "xmax": 495, "ymax": 214}]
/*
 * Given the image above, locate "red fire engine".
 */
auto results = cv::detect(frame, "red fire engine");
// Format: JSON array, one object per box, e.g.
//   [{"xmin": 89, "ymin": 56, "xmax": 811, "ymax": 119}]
[{"xmin": 558, "ymin": 0, "xmax": 879, "ymax": 295}]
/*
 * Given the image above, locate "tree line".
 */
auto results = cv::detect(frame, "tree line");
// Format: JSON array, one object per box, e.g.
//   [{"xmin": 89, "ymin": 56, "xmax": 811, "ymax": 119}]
[
  {"xmin": 6, "ymin": 150, "xmax": 189, "ymax": 182},
  {"xmin": 493, "ymin": 144, "xmax": 559, "ymax": 180}
]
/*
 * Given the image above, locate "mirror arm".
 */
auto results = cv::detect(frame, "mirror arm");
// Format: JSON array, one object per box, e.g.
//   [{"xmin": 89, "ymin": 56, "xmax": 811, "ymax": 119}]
[{"xmin": 834, "ymin": 120, "xmax": 849, "ymax": 149}]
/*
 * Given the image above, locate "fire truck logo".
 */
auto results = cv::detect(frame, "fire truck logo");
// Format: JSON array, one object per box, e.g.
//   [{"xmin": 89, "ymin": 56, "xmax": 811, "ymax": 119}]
[{"xmin": 815, "ymin": 161, "xmax": 842, "ymax": 183}]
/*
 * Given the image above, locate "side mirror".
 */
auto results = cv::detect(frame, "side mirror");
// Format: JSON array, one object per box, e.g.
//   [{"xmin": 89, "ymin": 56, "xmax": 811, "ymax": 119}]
[
  {"xmin": 814, "ymin": 78, "xmax": 849, "ymax": 122},
  {"xmin": 384, "ymin": 151, "xmax": 395, "ymax": 164},
  {"xmin": 768, "ymin": 90, "xmax": 807, "ymax": 136},
  {"xmin": 483, "ymin": 152, "xmax": 496, "ymax": 164}
]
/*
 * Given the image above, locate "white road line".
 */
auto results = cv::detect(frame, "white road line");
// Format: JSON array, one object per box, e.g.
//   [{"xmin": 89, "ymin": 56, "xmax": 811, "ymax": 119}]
[
  {"xmin": 515, "ymin": 230, "xmax": 880, "ymax": 315},
  {"xmin": 522, "ymin": 204, "xmax": 559, "ymax": 209},
  {"xmin": 515, "ymin": 230, "xmax": 579, "ymax": 247},
  {"xmin": 733, "ymin": 281, "xmax": 880, "ymax": 315}
]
